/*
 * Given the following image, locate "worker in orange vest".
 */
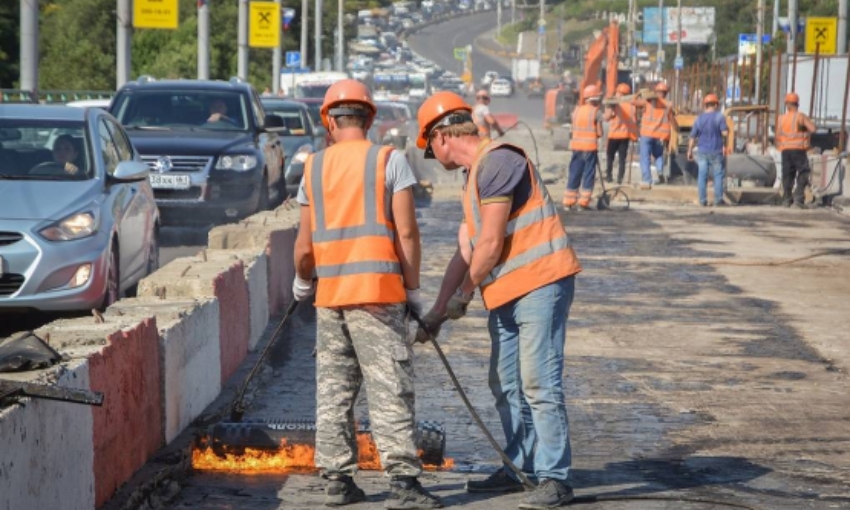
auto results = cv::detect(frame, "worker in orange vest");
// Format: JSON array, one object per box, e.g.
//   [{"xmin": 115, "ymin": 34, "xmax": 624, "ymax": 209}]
[
  {"xmin": 777, "ymin": 92, "xmax": 817, "ymax": 208},
  {"xmin": 292, "ymin": 80, "xmax": 442, "ymax": 509},
  {"xmin": 633, "ymin": 82, "xmax": 677, "ymax": 187},
  {"xmin": 603, "ymin": 83, "xmax": 638, "ymax": 184},
  {"xmin": 413, "ymin": 91, "xmax": 582, "ymax": 509},
  {"xmin": 473, "ymin": 89, "xmax": 506, "ymax": 140},
  {"xmin": 563, "ymin": 85, "xmax": 603, "ymax": 210}
]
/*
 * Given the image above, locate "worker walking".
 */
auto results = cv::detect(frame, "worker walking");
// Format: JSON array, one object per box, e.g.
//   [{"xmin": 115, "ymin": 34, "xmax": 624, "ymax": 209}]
[
  {"xmin": 413, "ymin": 91, "xmax": 582, "ymax": 510},
  {"xmin": 292, "ymin": 80, "xmax": 442, "ymax": 509},
  {"xmin": 687, "ymin": 93, "xmax": 729, "ymax": 207},
  {"xmin": 777, "ymin": 92, "xmax": 817, "ymax": 208},
  {"xmin": 564, "ymin": 85, "xmax": 603, "ymax": 210},
  {"xmin": 473, "ymin": 89, "xmax": 506, "ymax": 141},
  {"xmin": 603, "ymin": 83, "xmax": 638, "ymax": 184},
  {"xmin": 634, "ymin": 82, "xmax": 677, "ymax": 187}
]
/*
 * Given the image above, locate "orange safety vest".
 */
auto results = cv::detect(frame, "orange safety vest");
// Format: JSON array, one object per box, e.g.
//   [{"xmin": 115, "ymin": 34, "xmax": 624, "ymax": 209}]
[
  {"xmin": 639, "ymin": 99, "xmax": 672, "ymax": 141},
  {"xmin": 463, "ymin": 141, "xmax": 582, "ymax": 310},
  {"xmin": 570, "ymin": 104, "xmax": 600, "ymax": 151},
  {"xmin": 776, "ymin": 112, "xmax": 811, "ymax": 152},
  {"xmin": 303, "ymin": 140, "xmax": 406, "ymax": 308},
  {"xmin": 608, "ymin": 103, "xmax": 638, "ymax": 141}
]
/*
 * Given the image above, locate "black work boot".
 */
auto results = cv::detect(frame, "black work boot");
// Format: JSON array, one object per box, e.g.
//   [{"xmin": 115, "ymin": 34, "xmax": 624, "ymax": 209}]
[
  {"xmin": 518, "ymin": 479, "xmax": 574, "ymax": 509},
  {"xmin": 385, "ymin": 476, "xmax": 443, "ymax": 509},
  {"xmin": 325, "ymin": 475, "xmax": 366, "ymax": 507},
  {"xmin": 466, "ymin": 467, "xmax": 526, "ymax": 493}
]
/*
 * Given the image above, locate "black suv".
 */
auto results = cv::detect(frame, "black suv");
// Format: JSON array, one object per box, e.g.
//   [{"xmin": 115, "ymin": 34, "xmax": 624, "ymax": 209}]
[{"xmin": 109, "ymin": 77, "xmax": 285, "ymax": 222}]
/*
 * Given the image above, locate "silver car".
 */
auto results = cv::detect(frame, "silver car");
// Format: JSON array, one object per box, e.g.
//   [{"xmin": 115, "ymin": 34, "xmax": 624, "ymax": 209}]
[{"xmin": 0, "ymin": 105, "xmax": 160, "ymax": 312}]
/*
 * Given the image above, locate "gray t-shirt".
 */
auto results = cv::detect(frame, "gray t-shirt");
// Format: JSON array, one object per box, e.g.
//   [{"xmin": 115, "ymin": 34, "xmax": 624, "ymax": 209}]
[
  {"xmin": 296, "ymin": 149, "xmax": 417, "ymax": 205},
  {"xmin": 466, "ymin": 146, "xmax": 532, "ymax": 214}
]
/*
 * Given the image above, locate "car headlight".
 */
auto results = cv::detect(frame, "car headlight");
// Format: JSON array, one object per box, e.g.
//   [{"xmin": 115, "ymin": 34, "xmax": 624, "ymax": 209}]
[
  {"xmin": 40, "ymin": 211, "xmax": 98, "ymax": 241},
  {"xmin": 216, "ymin": 154, "xmax": 258, "ymax": 171},
  {"xmin": 388, "ymin": 128, "xmax": 400, "ymax": 136},
  {"xmin": 292, "ymin": 145, "xmax": 312, "ymax": 164}
]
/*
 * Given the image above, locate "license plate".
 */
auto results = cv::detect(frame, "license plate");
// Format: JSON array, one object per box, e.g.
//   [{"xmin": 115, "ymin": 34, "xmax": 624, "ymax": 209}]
[{"xmin": 149, "ymin": 174, "xmax": 191, "ymax": 190}]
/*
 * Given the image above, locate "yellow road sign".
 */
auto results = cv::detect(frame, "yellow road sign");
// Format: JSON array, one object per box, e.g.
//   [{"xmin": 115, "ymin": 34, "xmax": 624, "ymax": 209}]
[
  {"xmin": 134, "ymin": 0, "xmax": 179, "ymax": 30},
  {"xmin": 250, "ymin": 1, "xmax": 281, "ymax": 48},
  {"xmin": 461, "ymin": 70, "xmax": 473, "ymax": 83},
  {"xmin": 805, "ymin": 17, "xmax": 837, "ymax": 55}
]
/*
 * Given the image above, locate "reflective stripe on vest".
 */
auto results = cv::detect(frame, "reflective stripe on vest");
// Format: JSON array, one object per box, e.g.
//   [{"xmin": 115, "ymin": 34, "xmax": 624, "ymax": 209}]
[
  {"xmin": 608, "ymin": 103, "xmax": 638, "ymax": 140},
  {"xmin": 570, "ymin": 105, "xmax": 599, "ymax": 151},
  {"xmin": 306, "ymin": 142, "xmax": 405, "ymax": 308},
  {"xmin": 463, "ymin": 141, "xmax": 582, "ymax": 309},
  {"xmin": 777, "ymin": 112, "xmax": 810, "ymax": 152},
  {"xmin": 640, "ymin": 100, "xmax": 671, "ymax": 140}
]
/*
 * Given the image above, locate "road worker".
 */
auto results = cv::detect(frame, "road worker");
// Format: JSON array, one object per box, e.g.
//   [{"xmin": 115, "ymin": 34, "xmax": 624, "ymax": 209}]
[
  {"xmin": 687, "ymin": 93, "xmax": 729, "ymax": 207},
  {"xmin": 473, "ymin": 89, "xmax": 506, "ymax": 141},
  {"xmin": 292, "ymin": 79, "xmax": 442, "ymax": 510},
  {"xmin": 633, "ymin": 82, "xmax": 678, "ymax": 187},
  {"xmin": 603, "ymin": 83, "xmax": 638, "ymax": 184},
  {"xmin": 777, "ymin": 92, "xmax": 817, "ymax": 208},
  {"xmin": 413, "ymin": 91, "xmax": 582, "ymax": 510},
  {"xmin": 563, "ymin": 85, "xmax": 603, "ymax": 210}
]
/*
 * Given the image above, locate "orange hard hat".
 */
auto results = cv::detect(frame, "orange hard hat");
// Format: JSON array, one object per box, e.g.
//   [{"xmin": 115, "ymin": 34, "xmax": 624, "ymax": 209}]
[
  {"xmin": 704, "ymin": 93, "xmax": 719, "ymax": 105},
  {"xmin": 655, "ymin": 82, "xmax": 669, "ymax": 93},
  {"xmin": 616, "ymin": 83, "xmax": 631, "ymax": 95},
  {"xmin": 785, "ymin": 92, "xmax": 800, "ymax": 104},
  {"xmin": 583, "ymin": 85, "xmax": 601, "ymax": 101},
  {"xmin": 320, "ymin": 79, "xmax": 376, "ymax": 129},
  {"xmin": 415, "ymin": 91, "xmax": 473, "ymax": 150}
]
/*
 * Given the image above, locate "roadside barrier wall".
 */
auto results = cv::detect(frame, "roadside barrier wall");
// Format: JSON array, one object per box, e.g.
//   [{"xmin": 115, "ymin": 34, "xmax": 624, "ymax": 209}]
[{"xmin": 0, "ymin": 203, "xmax": 301, "ymax": 510}]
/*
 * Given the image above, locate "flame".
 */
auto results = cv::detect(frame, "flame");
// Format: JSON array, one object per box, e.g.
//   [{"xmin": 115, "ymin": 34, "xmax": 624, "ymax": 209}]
[{"xmin": 192, "ymin": 433, "xmax": 453, "ymax": 472}]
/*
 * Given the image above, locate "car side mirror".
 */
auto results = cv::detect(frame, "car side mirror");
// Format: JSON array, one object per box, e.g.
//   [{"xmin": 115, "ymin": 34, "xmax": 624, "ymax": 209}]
[
  {"xmin": 112, "ymin": 160, "xmax": 150, "ymax": 182},
  {"xmin": 264, "ymin": 114, "xmax": 286, "ymax": 131}
]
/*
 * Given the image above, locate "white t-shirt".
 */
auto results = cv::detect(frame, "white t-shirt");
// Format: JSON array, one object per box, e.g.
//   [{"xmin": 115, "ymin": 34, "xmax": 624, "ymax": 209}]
[
  {"xmin": 473, "ymin": 103, "xmax": 490, "ymax": 126},
  {"xmin": 296, "ymin": 149, "xmax": 417, "ymax": 205}
]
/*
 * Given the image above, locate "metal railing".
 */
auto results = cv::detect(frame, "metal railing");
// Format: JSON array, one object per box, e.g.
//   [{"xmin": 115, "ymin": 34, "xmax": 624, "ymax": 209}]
[{"xmin": 1, "ymin": 89, "xmax": 115, "ymax": 104}]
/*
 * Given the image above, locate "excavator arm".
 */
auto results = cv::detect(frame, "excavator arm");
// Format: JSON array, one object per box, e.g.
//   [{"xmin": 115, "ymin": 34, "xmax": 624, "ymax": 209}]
[{"xmin": 578, "ymin": 20, "xmax": 620, "ymax": 102}]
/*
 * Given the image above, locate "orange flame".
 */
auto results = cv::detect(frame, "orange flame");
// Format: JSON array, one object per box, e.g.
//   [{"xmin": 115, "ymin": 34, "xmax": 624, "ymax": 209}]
[{"xmin": 192, "ymin": 433, "xmax": 453, "ymax": 472}]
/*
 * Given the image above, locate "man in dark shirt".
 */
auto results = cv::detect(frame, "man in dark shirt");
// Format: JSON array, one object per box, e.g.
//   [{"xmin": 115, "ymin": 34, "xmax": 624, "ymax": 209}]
[{"xmin": 687, "ymin": 94, "xmax": 728, "ymax": 206}]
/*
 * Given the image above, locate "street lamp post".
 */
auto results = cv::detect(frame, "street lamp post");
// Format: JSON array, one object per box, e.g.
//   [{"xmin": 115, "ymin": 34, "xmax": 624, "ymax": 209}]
[{"xmin": 657, "ymin": 0, "xmax": 664, "ymax": 78}]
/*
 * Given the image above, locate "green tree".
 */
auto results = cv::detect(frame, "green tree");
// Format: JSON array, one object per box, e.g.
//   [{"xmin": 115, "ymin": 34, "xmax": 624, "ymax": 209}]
[{"xmin": 0, "ymin": 1, "xmax": 20, "ymax": 88}]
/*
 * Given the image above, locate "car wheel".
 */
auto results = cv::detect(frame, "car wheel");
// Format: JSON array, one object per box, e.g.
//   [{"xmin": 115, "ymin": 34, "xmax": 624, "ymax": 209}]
[
  {"xmin": 100, "ymin": 245, "xmax": 120, "ymax": 311},
  {"xmin": 256, "ymin": 172, "xmax": 270, "ymax": 213},
  {"xmin": 146, "ymin": 227, "xmax": 160, "ymax": 276}
]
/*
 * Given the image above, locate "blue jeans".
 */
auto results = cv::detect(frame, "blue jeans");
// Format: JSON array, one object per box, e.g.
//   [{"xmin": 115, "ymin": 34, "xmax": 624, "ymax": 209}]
[
  {"xmin": 487, "ymin": 276, "xmax": 575, "ymax": 483},
  {"xmin": 567, "ymin": 151, "xmax": 597, "ymax": 192},
  {"xmin": 697, "ymin": 152, "xmax": 726, "ymax": 204},
  {"xmin": 639, "ymin": 136, "xmax": 665, "ymax": 183}
]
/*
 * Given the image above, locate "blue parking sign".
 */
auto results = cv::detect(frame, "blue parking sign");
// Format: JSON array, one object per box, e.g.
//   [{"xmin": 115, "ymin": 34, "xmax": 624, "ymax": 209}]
[{"xmin": 285, "ymin": 51, "xmax": 301, "ymax": 68}]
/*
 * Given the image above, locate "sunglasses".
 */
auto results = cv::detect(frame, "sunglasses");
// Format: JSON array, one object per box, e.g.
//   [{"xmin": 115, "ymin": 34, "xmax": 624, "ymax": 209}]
[{"xmin": 423, "ymin": 112, "xmax": 473, "ymax": 159}]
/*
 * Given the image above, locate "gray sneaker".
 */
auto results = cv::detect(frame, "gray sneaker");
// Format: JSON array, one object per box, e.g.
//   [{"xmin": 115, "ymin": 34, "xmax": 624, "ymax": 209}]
[
  {"xmin": 325, "ymin": 476, "xmax": 366, "ymax": 507},
  {"xmin": 518, "ymin": 479, "xmax": 574, "ymax": 509},
  {"xmin": 466, "ymin": 468, "xmax": 526, "ymax": 493},
  {"xmin": 385, "ymin": 477, "xmax": 443, "ymax": 509}
]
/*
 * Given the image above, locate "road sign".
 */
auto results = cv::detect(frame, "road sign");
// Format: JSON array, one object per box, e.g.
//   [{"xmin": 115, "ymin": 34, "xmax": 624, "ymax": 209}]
[
  {"xmin": 286, "ymin": 51, "xmax": 301, "ymax": 68},
  {"xmin": 642, "ymin": 7, "xmax": 715, "ymax": 45},
  {"xmin": 134, "ymin": 0, "xmax": 179, "ymax": 29},
  {"xmin": 674, "ymin": 56, "xmax": 684, "ymax": 70},
  {"xmin": 282, "ymin": 8, "xmax": 296, "ymax": 29},
  {"xmin": 250, "ymin": 1, "xmax": 281, "ymax": 48},
  {"xmin": 805, "ymin": 17, "xmax": 837, "ymax": 54},
  {"xmin": 738, "ymin": 33, "xmax": 771, "ymax": 61},
  {"xmin": 453, "ymin": 47, "xmax": 467, "ymax": 61}
]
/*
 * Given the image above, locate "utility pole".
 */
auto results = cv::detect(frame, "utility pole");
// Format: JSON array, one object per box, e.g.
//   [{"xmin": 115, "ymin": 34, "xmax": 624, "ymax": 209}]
[
  {"xmin": 19, "ymin": 0, "xmax": 38, "ymax": 96},
  {"xmin": 675, "ymin": 0, "xmax": 682, "ymax": 105},
  {"xmin": 839, "ymin": 0, "xmax": 847, "ymax": 54},
  {"xmin": 772, "ymin": 0, "xmax": 779, "ymax": 37},
  {"xmin": 198, "ymin": 0, "xmax": 210, "ymax": 80},
  {"xmin": 788, "ymin": 0, "xmax": 797, "ymax": 56},
  {"xmin": 116, "ymin": 0, "xmax": 131, "ymax": 88},
  {"xmin": 628, "ymin": 0, "xmax": 636, "ymax": 71},
  {"xmin": 315, "ymin": 0, "xmax": 323, "ymax": 71},
  {"xmin": 756, "ymin": 0, "xmax": 764, "ymax": 103},
  {"xmin": 337, "ymin": 0, "xmax": 344, "ymax": 71},
  {"xmin": 537, "ymin": 0, "xmax": 544, "ymax": 63},
  {"xmin": 657, "ymin": 0, "xmax": 664, "ymax": 78},
  {"xmin": 511, "ymin": 0, "xmax": 515, "ymax": 25},
  {"xmin": 301, "ymin": 0, "xmax": 309, "ymax": 68},
  {"xmin": 497, "ymin": 0, "xmax": 502, "ymax": 38},
  {"xmin": 238, "ymin": 0, "xmax": 249, "ymax": 79},
  {"xmin": 273, "ymin": 0, "xmax": 282, "ymax": 93}
]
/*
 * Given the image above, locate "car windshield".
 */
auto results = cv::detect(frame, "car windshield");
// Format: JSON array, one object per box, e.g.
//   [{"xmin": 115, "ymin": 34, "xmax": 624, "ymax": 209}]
[
  {"xmin": 375, "ymin": 104, "xmax": 399, "ymax": 121},
  {"xmin": 112, "ymin": 90, "xmax": 251, "ymax": 131},
  {"xmin": 0, "ymin": 120, "xmax": 93, "ymax": 180},
  {"xmin": 410, "ymin": 75, "xmax": 426, "ymax": 88},
  {"xmin": 263, "ymin": 106, "xmax": 307, "ymax": 135},
  {"xmin": 296, "ymin": 84, "xmax": 332, "ymax": 99}
]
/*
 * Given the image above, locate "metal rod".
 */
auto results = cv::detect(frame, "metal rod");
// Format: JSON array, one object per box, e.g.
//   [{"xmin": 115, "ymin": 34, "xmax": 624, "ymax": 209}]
[
  {"xmin": 733, "ymin": 58, "xmax": 739, "ymax": 105},
  {"xmin": 337, "ymin": 0, "xmax": 344, "ymax": 71},
  {"xmin": 792, "ymin": 38, "xmax": 799, "ymax": 91},
  {"xmin": 840, "ymin": 0, "xmax": 848, "ymax": 54},
  {"xmin": 238, "ymin": 0, "xmax": 249, "ymax": 79},
  {"xmin": 315, "ymin": 0, "xmax": 323, "ymax": 70},
  {"xmin": 774, "ymin": 50, "xmax": 783, "ymax": 141},
  {"xmin": 839, "ymin": 55, "xmax": 850, "ymax": 151},
  {"xmin": 116, "ymin": 0, "xmax": 131, "ymax": 88},
  {"xmin": 273, "ymin": 0, "xmax": 282, "ymax": 93},
  {"xmin": 198, "ymin": 0, "xmax": 210, "ymax": 80},
  {"xmin": 19, "ymin": 0, "xmax": 39, "ymax": 96},
  {"xmin": 756, "ymin": 0, "xmax": 764, "ymax": 104},
  {"xmin": 810, "ymin": 43, "xmax": 821, "ymax": 115},
  {"xmin": 301, "ymin": 0, "xmax": 308, "ymax": 68}
]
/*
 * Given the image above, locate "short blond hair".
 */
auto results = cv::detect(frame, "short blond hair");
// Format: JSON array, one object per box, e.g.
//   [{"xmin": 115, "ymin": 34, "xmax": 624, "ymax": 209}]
[{"xmin": 432, "ymin": 120, "xmax": 478, "ymax": 139}]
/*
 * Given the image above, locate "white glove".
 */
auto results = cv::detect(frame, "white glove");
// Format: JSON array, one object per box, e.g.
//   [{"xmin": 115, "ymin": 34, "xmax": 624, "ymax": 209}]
[
  {"xmin": 292, "ymin": 275, "xmax": 315, "ymax": 301},
  {"xmin": 405, "ymin": 288, "xmax": 424, "ymax": 319},
  {"xmin": 446, "ymin": 288, "xmax": 474, "ymax": 320}
]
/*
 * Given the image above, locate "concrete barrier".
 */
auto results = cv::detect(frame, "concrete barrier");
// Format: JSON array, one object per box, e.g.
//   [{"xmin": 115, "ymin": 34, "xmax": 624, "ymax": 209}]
[{"xmin": 0, "ymin": 203, "xmax": 300, "ymax": 510}]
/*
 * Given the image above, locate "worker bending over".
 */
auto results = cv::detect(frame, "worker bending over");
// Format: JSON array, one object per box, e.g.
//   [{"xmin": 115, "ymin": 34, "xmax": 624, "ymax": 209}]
[
  {"xmin": 414, "ymin": 91, "xmax": 582, "ymax": 509},
  {"xmin": 633, "ymin": 82, "xmax": 677, "ymax": 187},
  {"xmin": 564, "ymin": 85, "xmax": 603, "ymax": 210},
  {"xmin": 777, "ymin": 92, "xmax": 817, "ymax": 208},
  {"xmin": 473, "ymin": 89, "xmax": 506, "ymax": 141},
  {"xmin": 293, "ymin": 79, "xmax": 441, "ymax": 509},
  {"xmin": 603, "ymin": 83, "xmax": 638, "ymax": 184}
]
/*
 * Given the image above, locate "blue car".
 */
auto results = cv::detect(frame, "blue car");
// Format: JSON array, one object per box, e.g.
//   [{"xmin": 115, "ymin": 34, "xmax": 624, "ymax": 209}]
[{"xmin": 0, "ymin": 105, "xmax": 160, "ymax": 312}]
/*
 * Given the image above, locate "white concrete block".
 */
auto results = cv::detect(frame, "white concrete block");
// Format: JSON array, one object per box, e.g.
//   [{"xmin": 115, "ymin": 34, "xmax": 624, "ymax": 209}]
[
  {"xmin": 0, "ymin": 361, "xmax": 95, "ymax": 510},
  {"xmin": 244, "ymin": 252, "xmax": 270, "ymax": 350}
]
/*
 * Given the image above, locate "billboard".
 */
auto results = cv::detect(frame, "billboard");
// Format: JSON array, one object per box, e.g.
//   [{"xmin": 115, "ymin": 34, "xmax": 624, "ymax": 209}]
[{"xmin": 643, "ymin": 7, "xmax": 715, "ymax": 45}]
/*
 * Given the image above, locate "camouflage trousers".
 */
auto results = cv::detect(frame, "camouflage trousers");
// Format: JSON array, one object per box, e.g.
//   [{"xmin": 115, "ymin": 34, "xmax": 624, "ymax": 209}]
[{"xmin": 314, "ymin": 303, "xmax": 422, "ymax": 478}]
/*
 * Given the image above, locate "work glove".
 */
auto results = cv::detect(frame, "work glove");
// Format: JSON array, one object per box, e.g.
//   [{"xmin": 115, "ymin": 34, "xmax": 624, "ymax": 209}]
[
  {"xmin": 446, "ymin": 288, "xmax": 474, "ymax": 320},
  {"xmin": 292, "ymin": 275, "xmax": 315, "ymax": 302},
  {"xmin": 405, "ymin": 288, "xmax": 424, "ymax": 319},
  {"xmin": 414, "ymin": 309, "xmax": 446, "ymax": 344}
]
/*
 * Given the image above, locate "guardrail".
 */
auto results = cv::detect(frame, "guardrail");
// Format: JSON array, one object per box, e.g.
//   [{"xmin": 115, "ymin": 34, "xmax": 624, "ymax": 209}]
[{"xmin": 1, "ymin": 89, "xmax": 115, "ymax": 104}]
